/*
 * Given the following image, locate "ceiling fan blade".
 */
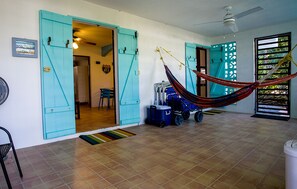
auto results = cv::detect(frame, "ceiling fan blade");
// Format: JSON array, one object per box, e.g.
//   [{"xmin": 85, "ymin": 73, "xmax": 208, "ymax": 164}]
[
  {"xmin": 85, "ymin": 41, "xmax": 97, "ymax": 46},
  {"xmin": 194, "ymin": 20, "xmax": 222, "ymax": 26},
  {"xmin": 235, "ymin": 6, "xmax": 263, "ymax": 19}
]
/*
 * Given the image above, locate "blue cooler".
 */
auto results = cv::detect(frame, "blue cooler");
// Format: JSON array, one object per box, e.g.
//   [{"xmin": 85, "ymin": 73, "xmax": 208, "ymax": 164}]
[{"xmin": 146, "ymin": 105, "xmax": 172, "ymax": 127}]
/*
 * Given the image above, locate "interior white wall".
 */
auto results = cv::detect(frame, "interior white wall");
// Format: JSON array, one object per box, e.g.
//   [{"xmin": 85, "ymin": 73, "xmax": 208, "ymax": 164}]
[
  {"xmin": 76, "ymin": 61, "xmax": 89, "ymax": 103},
  {"xmin": 74, "ymin": 44, "xmax": 114, "ymax": 107},
  {"xmin": 211, "ymin": 20, "xmax": 297, "ymax": 118},
  {"xmin": 0, "ymin": 0, "xmax": 210, "ymax": 149}
]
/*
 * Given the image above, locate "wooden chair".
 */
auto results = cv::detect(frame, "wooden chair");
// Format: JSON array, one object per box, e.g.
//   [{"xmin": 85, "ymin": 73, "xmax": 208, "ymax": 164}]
[{"xmin": 0, "ymin": 127, "xmax": 23, "ymax": 189}]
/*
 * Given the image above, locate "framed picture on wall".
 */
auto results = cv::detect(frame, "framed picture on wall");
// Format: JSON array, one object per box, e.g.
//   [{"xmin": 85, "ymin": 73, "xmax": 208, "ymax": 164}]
[{"xmin": 12, "ymin": 37, "xmax": 38, "ymax": 58}]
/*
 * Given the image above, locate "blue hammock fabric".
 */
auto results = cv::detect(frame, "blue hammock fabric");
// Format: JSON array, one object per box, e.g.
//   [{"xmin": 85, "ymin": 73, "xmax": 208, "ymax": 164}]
[{"xmin": 164, "ymin": 65, "xmax": 259, "ymax": 108}]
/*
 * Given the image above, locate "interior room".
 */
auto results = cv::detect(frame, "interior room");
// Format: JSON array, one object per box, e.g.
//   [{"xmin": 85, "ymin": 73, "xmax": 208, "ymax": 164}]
[
  {"xmin": 72, "ymin": 21, "xmax": 117, "ymax": 133},
  {"xmin": 1, "ymin": 0, "xmax": 297, "ymax": 189}
]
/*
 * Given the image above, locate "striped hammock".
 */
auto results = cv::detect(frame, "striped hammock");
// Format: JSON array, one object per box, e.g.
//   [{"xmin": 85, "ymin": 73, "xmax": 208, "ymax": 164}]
[
  {"xmin": 157, "ymin": 45, "xmax": 297, "ymax": 108},
  {"xmin": 164, "ymin": 65, "xmax": 259, "ymax": 108}
]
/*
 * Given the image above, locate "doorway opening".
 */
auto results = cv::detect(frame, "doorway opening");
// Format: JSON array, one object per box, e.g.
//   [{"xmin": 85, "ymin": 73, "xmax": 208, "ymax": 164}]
[
  {"xmin": 74, "ymin": 55, "xmax": 91, "ymax": 107},
  {"xmin": 196, "ymin": 47, "xmax": 208, "ymax": 97},
  {"xmin": 73, "ymin": 20, "xmax": 117, "ymax": 133}
]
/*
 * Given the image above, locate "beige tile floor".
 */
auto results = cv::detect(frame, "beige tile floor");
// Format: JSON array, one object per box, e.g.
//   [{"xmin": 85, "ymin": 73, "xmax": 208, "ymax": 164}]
[{"xmin": 1, "ymin": 112, "xmax": 297, "ymax": 189}]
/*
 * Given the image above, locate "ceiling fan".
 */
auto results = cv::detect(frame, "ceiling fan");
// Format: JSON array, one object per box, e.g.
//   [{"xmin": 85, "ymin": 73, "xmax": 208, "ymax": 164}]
[
  {"xmin": 73, "ymin": 28, "xmax": 96, "ymax": 49},
  {"xmin": 196, "ymin": 5, "xmax": 263, "ymax": 33},
  {"xmin": 223, "ymin": 6, "xmax": 238, "ymax": 32}
]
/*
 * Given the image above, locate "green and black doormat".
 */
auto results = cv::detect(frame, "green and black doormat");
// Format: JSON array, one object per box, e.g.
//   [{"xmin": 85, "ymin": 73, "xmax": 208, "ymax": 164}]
[{"xmin": 79, "ymin": 129, "xmax": 136, "ymax": 145}]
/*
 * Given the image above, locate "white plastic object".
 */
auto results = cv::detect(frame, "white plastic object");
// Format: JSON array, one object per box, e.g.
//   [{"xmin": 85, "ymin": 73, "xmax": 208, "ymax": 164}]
[{"xmin": 284, "ymin": 140, "xmax": 297, "ymax": 189}]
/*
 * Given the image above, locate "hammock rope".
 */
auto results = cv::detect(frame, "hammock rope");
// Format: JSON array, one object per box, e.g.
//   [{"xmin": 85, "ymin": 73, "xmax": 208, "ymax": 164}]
[{"xmin": 156, "ymin": 45, "xmax": 297, "ymax": 108}]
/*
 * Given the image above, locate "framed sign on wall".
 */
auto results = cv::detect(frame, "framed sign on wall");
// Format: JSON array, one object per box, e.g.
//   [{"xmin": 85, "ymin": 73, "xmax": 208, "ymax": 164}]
[{"xmin": 12, "ymin": 37, "xmax": 38, "ymax": 58}]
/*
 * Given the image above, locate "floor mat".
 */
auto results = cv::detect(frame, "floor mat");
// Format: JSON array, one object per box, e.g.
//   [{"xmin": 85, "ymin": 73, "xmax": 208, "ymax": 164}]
[
  {"xmin": 203, "ymin": 109, "xmax": 225, "ymax": 115},
  {"xmin": 79, "ymin": 129, "xmax": 136, "ymax": 145},
  {"xmin": 251, "ymin": 114, "xmax": 290, "ymax": 121}
]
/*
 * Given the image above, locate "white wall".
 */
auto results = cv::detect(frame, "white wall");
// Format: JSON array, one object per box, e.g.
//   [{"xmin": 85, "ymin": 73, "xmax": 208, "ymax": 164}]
[
  {"xmin": 211, "ymin": 20, "xmax": 297, "ymax": 118},
  {"xmin": 76, "ymin": 64, "xmax": 89, "ymax": 103},
  {"xmin": 0, "ymin": 0, "xmax": 210, "ymax": 149}
]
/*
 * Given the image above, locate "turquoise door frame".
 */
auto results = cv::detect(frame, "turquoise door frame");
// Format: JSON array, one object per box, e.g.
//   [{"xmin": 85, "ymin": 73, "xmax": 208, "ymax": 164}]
[
  {"xmin": 71, "ymin": 16, "xmax": 118, "ymax": 29},
  {"xmin": 72, "ymin": 18, "xmax": 140, "ymax": 125},
  {"xmin": 40, "ymin": 10, "xmax": 140, "ymax": 139}
]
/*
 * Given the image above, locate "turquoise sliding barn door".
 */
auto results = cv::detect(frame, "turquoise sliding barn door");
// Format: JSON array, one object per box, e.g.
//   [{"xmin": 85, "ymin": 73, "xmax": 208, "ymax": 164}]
[
  {"xmin": 40, "ymin": 10, "xmax": 75, "ymax": 139},
  {"xmin": 185, "ymin": 43, "xmax": 197, "ymax": 94},
  {"xmin": 117, "ymin": 28, "xmax": 140, "ymax": 125},
  {"xmin": 209, "ymin": 45, "xmax": 225, "ymax": 97},
  {"xmin": 210, "ymin": 42, "xmax": 237, "ymax": 97}
]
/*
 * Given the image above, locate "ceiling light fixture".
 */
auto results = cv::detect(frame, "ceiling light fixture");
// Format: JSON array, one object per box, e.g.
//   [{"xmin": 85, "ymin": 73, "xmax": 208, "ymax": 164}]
[
  {"xmin": 223, "ymin": 18, "xmax": 235, "ymax": 26},
  {"xmin": 73, "ymin": 42, "xmax": 79, "ymax": 49},
  {"xmin": 224, "ymin": 18, "xmax": 238, "ymax": 32}
]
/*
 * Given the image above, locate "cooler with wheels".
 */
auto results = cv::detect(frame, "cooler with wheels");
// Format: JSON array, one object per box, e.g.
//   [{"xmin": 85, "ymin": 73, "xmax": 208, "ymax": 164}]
[{"xmin": 145, "ymin": 105, "xmax": 172, "ymax": 127}]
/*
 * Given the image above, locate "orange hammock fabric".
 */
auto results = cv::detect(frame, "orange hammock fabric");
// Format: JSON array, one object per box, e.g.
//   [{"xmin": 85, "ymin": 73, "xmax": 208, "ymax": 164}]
[{"xmin": 192, "ymin": 69, "xmax": 297, "ymax": 88}]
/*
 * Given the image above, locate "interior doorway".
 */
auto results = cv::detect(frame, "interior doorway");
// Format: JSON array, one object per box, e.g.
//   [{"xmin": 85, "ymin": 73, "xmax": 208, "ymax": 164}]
[
  {"xmin": 74, "ymin": 55, "xmax": 91, "ymax": 106},
  {"xmin": 196, "ymin": 47, "xmax": 208, "ymax": 97},
  {"xmin": 73, "ymin": 20, "xmax": 117, "ymax": 132}
]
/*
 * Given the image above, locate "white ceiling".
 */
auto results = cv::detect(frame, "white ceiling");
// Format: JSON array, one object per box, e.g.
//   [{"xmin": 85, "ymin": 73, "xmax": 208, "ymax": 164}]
[{"xmin": 83, "ymin": 0, "xmax": 297, "ymax": 37}]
